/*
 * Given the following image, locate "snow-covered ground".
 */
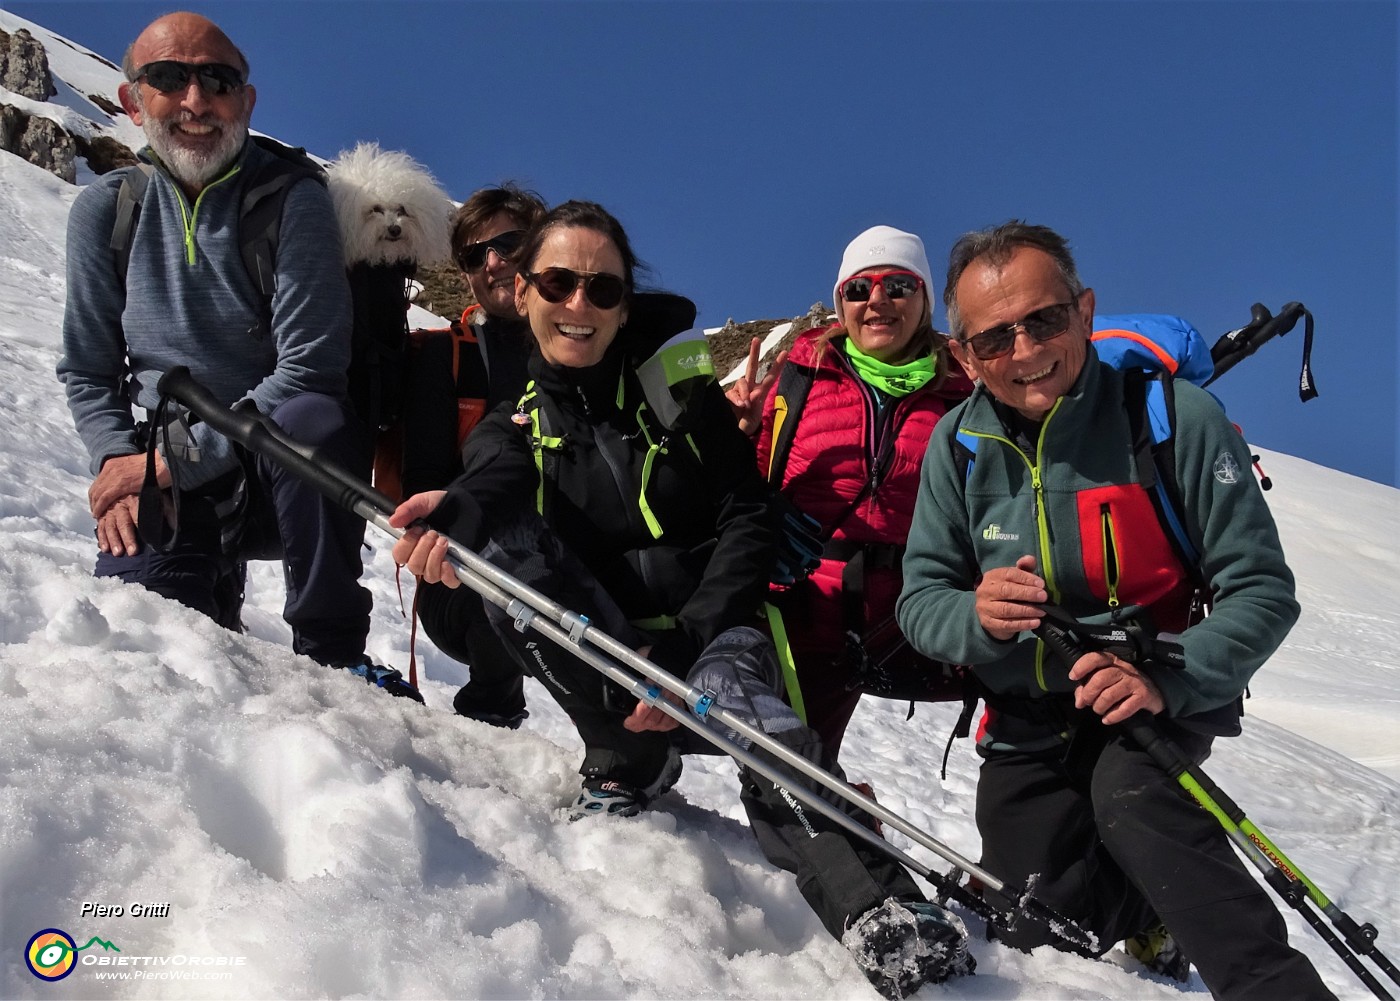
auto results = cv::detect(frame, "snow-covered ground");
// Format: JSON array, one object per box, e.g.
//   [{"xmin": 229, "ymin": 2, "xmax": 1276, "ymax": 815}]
[{"xmin": 3, "ymin": 7, "xmax": 1399, "ymax": 999}]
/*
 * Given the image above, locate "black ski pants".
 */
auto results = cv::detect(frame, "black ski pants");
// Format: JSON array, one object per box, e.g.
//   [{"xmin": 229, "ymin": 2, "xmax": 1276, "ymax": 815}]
[
  {"xmin": 417, "ymin": 584, "xmax": 527, "ymax": 719},
  {"xmin": 473, "ymin": 516, "xmax": 923, "ymax": 940},
  {"xmin": 976, "ymin": 723, "xmax": 1335, "ymax": 1001}
]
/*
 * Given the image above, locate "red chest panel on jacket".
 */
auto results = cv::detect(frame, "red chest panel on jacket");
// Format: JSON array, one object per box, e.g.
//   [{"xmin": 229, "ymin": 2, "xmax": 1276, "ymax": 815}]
[{"xmin": 1076, "ymin": 481, "xmax": 1194, "ymax": 630}]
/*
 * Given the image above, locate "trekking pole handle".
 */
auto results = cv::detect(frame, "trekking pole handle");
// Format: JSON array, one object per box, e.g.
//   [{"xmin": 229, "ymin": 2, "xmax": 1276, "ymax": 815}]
[{"xmin": 155, "ymin": 366, "xmax": 397, "ymax": 519}]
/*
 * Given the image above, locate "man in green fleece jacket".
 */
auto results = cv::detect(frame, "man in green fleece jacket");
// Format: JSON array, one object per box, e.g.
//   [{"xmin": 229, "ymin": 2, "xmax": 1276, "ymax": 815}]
[{"xmin": 896, "ymin": 221, "xmax": 1333, "ymax": 1001}]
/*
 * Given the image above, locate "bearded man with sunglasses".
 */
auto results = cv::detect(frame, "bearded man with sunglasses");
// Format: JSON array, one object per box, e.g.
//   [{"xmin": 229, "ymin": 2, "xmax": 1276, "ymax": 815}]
[
  {"xmin": 55, "ymin": 14, "xmax": 410, "ymax": 694},
  {"xmin": 896, "ymin": 222, "xmax": 1333, "ymax": 1000}
]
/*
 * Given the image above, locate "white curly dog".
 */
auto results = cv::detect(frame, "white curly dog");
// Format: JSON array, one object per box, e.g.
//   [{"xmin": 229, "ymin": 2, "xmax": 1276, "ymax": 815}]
[{"xmin": 327, "ymin": 142, "xmax": 453, "ymax": 268}]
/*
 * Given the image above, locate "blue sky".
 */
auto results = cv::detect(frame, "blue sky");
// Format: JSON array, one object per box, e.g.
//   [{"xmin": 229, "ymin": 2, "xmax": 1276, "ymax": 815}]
[{"xmin": 12, "ymin": 0, "xmax": 1399, "ymax": 487}]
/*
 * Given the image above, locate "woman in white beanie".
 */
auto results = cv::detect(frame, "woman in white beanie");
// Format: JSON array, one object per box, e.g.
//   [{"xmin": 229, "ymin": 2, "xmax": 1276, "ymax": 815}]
[{"xmin": 752, "ymin": 225, "xmax": 972, "ymax": 756}]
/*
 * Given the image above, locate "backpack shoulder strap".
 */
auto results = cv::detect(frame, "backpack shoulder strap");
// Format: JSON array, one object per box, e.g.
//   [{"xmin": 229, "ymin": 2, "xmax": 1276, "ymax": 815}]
[
  {"xmin": 237, "ymin": 140, "xmax": 328, "ymax": 328},
  {"xmin": 766, "ymin": 359, "xmax": 815, "ymax": 486},
  {"xmin": 109, "ymin": 164, "xmax": 155, "ymax": 283},
  {"xmin": 513, "ymin": 382, "xmax": 566, "ymax": 517},
  {"xmin": 953, "ymin": 428, "xmax": 979, "ymax": 484},
  {"xmin": 1123, "ymin": 369, "xmax": 1204, "ymax": 581}
]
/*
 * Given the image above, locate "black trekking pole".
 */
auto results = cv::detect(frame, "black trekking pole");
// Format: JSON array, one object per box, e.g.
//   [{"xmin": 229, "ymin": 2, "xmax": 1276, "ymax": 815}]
[
  {"xmin": 1203, "ymin": 301, "xmax": 1317, "ymax": 402},
  {"xmin": 1033, "ymin": 608, "xmax": 1398, "ymax": 999},
  {"xmin": 155, "ymin": 366, "xmax": 1097, "ymax": 954}
]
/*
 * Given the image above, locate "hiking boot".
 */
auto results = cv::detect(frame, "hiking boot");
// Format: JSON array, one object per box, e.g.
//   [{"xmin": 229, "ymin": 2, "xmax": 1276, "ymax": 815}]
[
  {"xmin": 842, "ymin": 897, "xmax": 975, "ymax": 999},
  {"xmin": 1125, "ymin": 923, "xmax": 1191, "ymax": 982},
  {"xmin": 341, "ymin": 659, "xmax": 425, "ymax": 703},
  {"xmin": 568, "ymin": 746, "xmax": 683, "ymax": 821},
  {"xmin": 452, "ymin": 684, "xmax": 528, "ymax": 729}
]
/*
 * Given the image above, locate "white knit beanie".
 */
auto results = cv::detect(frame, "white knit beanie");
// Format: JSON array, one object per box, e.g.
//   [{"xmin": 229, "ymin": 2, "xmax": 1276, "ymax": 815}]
[{"xmin": 833, "ymin": 225, "xmax": 933, "ymax": 321}]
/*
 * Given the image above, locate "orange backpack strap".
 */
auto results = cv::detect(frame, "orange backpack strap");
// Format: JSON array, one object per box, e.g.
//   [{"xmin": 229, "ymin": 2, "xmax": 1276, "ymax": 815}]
[
  {"xmin": 374, "ymin": 310, "xmax": 492, "ymax": 502},
  {"xmin": 447, "ymin": 312, "xmax": 488, "ymax": 452}
]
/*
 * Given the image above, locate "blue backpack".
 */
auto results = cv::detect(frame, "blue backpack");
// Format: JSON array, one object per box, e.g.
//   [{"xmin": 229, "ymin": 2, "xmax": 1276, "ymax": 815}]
[{"xmin": 1091, "ymin": 313, "xmax": 1217, "ymax": 575}]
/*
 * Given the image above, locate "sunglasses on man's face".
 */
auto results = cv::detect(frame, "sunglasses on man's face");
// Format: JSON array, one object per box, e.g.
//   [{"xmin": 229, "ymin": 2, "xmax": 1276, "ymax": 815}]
[
  {"xmin": 135, "ymin": 60, "xmax": 246, "ymax": 96},
  {"xmin": 839, "ymin": 270, "xmax": 924, "ymax": 303},
  {"xmin": 456, "ymin": 230, "xmax": 525, "ymax": 271},
  {"xmin": 524, "ymin": 268, "xmax": 627, "ymax": 310},
  {"xmin": 960, "ymin": 297, "xmax": 1081, "ymax": 360}
]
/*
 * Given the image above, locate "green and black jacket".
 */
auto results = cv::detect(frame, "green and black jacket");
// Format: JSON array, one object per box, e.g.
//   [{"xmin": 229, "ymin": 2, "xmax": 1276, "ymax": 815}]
[{"xmin": 896, "ymin": 346, "xmax": 1299, "ymax": 749}]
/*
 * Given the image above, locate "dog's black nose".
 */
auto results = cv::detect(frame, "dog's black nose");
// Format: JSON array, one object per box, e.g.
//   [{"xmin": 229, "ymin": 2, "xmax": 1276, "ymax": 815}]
[{"xmin": 387, "ymin": 224, "xmax": 402, "ymax": 239}]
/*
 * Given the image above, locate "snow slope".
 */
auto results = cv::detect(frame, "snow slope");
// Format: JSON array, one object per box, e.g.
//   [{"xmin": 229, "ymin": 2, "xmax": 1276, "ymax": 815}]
[{"xmin": 2, "ymin": 8, "xmax": 1399, "ymax": 999}]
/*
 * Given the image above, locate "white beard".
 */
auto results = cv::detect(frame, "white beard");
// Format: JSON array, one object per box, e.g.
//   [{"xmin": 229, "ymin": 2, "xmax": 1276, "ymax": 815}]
[{"xmin": 143, "ymin": 111, "xmax": 249, "ymax": 190}]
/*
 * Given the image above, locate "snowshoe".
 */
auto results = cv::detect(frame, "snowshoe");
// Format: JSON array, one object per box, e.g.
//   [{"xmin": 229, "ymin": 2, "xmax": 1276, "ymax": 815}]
[
  {"xmin": 343, "ymin": 659, "xmax": 425, "ymax": 703},
  {"xmin": 569, "ymin": 746, "xmax": 683, "ymax": 821},
  {"xmin": 842, "ymin": 897, "xmax": 975, "ymax": 998}
]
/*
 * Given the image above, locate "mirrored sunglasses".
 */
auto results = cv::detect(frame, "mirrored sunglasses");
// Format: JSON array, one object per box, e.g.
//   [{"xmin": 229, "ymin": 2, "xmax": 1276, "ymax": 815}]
[
  {"xmin": 961, "ymin": 298, "xmax": 1079, "ymax": 360},
  {"xmin": 839, "ymin": 270, "xmax": 924, "ymax": 303},
  {"xmin": 524, "ymin": 268, "xmax": 627, "ymax": 310},
  {"xmin": 136, "ymin": 60, "xmax": 246, "ymax": 96},
  {"xmin": 456, "ymin": 230, "xmax": 525, "ymax": 271}
]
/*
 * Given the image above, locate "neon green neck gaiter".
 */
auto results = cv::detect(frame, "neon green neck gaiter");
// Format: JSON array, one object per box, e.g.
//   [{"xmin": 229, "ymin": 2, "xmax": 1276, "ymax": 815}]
[{"xmin": 843, "ymin": 337, "xmax": 936, "ymax": 397}]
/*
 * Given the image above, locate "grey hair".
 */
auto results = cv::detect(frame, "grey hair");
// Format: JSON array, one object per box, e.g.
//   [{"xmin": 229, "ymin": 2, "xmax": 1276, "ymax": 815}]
[{"xmin": 942, "ymin": 221, "xmax": 1085, "ymax": 338}]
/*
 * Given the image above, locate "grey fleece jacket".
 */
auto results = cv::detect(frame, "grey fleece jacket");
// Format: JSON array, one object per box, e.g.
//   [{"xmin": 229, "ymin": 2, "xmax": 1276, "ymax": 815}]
[{"xmin": 57, "ymin": 139, "xmax": 352, "ymax": 489}]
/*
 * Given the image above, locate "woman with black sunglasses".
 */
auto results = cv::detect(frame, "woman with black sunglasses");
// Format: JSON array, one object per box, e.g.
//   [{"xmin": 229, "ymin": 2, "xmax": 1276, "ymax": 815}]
[
  {"xmin": 389, "ymin": 202, "xmax": 973, "ymax": 996},
  {"xmin": 747, "ymin": 225, "xmax": 973, "ymax": 758}
]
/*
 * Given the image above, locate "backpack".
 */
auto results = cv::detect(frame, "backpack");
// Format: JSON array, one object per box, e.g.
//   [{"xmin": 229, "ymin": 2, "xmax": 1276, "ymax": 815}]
[
  {"xmin": 110, "ymin": 136, "xmax": 410, "ymax": 430},
  {"xmin": 372, "ymin": 308, "xmax": 490, "ymax": 504}
]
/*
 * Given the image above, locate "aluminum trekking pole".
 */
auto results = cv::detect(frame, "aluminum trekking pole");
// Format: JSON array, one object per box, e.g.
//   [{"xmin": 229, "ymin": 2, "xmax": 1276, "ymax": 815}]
[
  {"xmin": 1033, "ymin": 607, "xmax": 1397, "ymax": 999},
  {"xmin": 154, "ymin": 366, "xmax": 1097, "ymax": 953}
]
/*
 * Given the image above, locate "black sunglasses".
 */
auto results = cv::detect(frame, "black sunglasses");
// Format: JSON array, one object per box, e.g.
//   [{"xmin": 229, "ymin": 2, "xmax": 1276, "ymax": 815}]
[
  {"xmin": 961, "ymin": 296, "xmax": 1082, "ymax": 360},
  {"xmin": 135, "ymin": 60, "xmax": 246, "ymax": 96},
  {"xmin": 456, "ymin": 230, "xmax": 525, "ymax": 271},
  {"xmin": 839, "ymin": 270, "xmax": 924, "ymax": 303},
  {"xmin": 523, "ymin": 268, "xmax": 627, "ymax": 310}
]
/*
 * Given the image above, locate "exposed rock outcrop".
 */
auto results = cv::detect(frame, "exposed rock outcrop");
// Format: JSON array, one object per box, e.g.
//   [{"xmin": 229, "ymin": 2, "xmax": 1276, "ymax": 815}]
[
  {"xmin": 72, "ymin": 133, "xmax": 139, "ymax": 174},
  {"xmin": 1, "ymin": 28, "xmax": 57, "ymax": 100},
  {"xmin": 0, "ymin": 104, "xmax": 76, "ymax": 182},
  {"xmin": 88, "ymin": 92, "xmax": 123, "ymax": 117},
  {"xmin": 1, "ymin": 29, "xmax": 136, "ymax": 182}
]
